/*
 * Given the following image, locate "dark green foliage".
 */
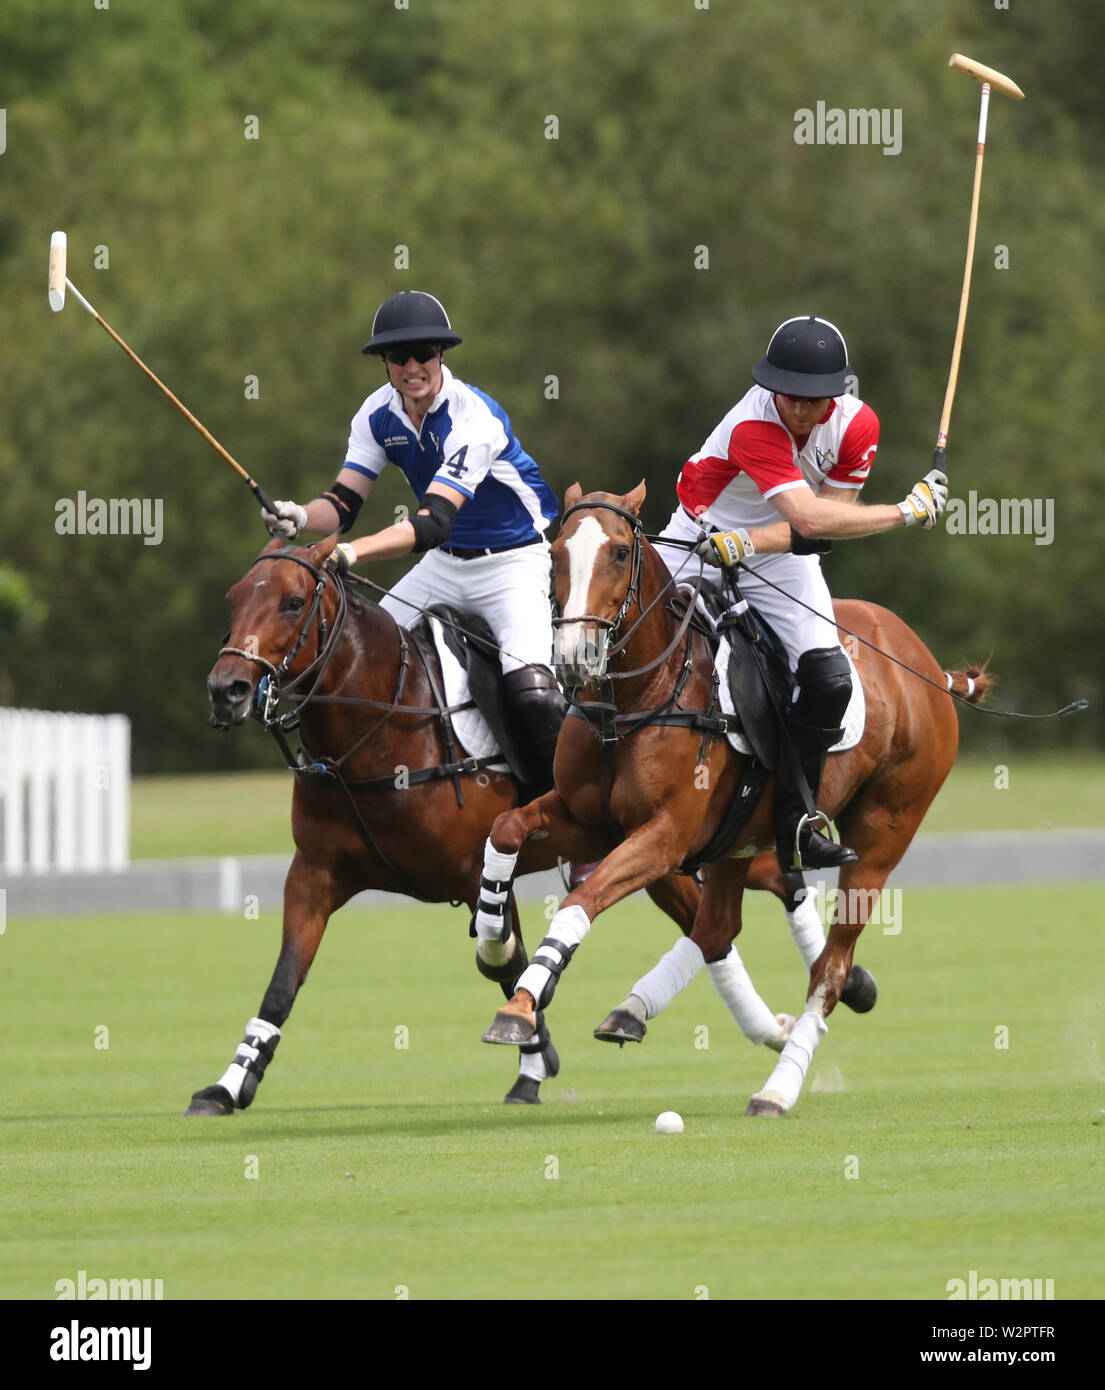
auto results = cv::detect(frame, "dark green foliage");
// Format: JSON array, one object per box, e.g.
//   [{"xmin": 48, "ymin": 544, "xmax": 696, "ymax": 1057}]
[{"xmin": 2, "ymin": 0, "xmax": 1101, "ymax": 768}]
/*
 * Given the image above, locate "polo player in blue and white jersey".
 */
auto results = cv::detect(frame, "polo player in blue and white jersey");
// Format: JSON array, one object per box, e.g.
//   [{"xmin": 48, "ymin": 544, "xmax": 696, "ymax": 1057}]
[{"xmin": 264, "ymin": 289, "xmax": 563, "ymax": 790}]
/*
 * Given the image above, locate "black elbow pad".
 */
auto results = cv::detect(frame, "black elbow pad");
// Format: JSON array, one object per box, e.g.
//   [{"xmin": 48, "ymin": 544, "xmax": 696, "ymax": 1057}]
[
  {"xmin": 790, "ymin": 526, "xmax": 832, "ymax": 555},
  {"xmin": 409, "ymin": 493, "xmax": 458, "ymax": 552},
  {"xmin": 318, "ymin": 481, "xmax": 365, "ymax": 534}
]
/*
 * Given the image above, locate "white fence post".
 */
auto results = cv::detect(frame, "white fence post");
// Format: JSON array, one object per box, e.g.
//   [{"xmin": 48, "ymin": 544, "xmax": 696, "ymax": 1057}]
[{"xmin": 0, "ymin": 709, "xmax": 130, "ymax": 875}]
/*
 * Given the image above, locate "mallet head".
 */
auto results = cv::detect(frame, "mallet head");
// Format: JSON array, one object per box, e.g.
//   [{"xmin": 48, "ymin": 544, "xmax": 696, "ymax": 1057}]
[
  {"xmin": 948, "ymin": 53, "xmax": 1025, "ymax": 101},
  {"xmin": 48, "ymin": 231, "xmax": 67, "ymax": 312}
]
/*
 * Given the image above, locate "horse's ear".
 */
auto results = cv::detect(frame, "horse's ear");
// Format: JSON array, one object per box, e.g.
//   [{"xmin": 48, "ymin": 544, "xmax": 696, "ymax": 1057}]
[
  {"xmin": 623, "ymin": 479, "xmax": 647, "ymax": 516},
  {"xmin": 308, "ymin": 533, "xmax": 339, "ymax": 561},
  {"xmin": 564, "ymin": 481, "xmax": 583, "ymax": 510},
  {"xmin": 261, "ymin": 536, "xmax": 284, "ymax": 553}
]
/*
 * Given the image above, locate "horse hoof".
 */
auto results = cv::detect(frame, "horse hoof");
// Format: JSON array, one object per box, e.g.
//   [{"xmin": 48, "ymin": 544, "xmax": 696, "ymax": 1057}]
[
  {"xmin": 593, "ymin": 1009, "xmax": 646, "ymax": 1045},
  {"xmin": 503, "ymin": 1077, "xmax": 541, "ymax": 1105},
  {"xmin": 841, "ymin": 965, "xmax": 878, "ymax": 1014},
  {"xmin": 745, "ymin": 1089, "xmax": 788, "ymax": 1118},
  {"xmin": 482, "ymin": 1007, "xmax": 537, "ymax": 1046},
  {"xmin": 184, "ymin": 1084, "xmax": 236, "ymax": 1116},
  {"xmin": 764, "ymin": 1013, "xmax": 796, "ymax": 1053}
]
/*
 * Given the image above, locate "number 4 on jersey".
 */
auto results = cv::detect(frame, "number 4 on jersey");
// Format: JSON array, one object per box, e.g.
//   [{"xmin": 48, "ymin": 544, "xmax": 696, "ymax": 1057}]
[{"xmin": 444, "ymin": 445, "xmax": 469, "ymax": 479}]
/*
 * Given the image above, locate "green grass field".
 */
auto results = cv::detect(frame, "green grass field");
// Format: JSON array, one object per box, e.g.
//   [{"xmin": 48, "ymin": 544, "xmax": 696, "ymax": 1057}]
[
  {"xmin": 2, "ymin": 883, "xmax": 1102, "ymax": 1302},
  {"xmin": 129, "ymin": 755, "xmax": 1105, "ymax": 859}
]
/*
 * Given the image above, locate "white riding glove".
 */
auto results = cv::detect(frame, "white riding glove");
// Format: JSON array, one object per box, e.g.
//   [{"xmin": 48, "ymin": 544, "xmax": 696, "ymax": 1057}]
[
  {"xmin": 262, "ymin": 499, "xmax": 308, "ymax": 540},
  {"xmin": 898, "ymin": 470, "xmax": 948, "ymax": 529}
]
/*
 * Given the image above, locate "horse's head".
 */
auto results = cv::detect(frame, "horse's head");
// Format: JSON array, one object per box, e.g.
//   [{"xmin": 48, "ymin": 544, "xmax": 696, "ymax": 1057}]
[
  {"xmin": 551, "ymin": 480, "xmax": 646, "ymax": 686},
  {"xmin": 208, "ymin": 534, "xmax": 340, "ymax": 728}
]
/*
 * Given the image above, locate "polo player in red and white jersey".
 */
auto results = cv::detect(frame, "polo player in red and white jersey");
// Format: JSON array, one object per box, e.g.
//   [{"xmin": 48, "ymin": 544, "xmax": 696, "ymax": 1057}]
[{"xmin": 654, "ymin": 314, "xmax": 948, "ymax": 872}]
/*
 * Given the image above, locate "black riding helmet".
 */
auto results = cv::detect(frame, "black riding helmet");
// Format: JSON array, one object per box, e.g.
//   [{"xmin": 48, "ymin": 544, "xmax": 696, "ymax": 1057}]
[
  {"xmin": 361, "ymin": 290, "xmax": 462, "ymax": 354},
  {"xmin": 752, "ymin": 315, "xmax": 850, "ymax": 397}
]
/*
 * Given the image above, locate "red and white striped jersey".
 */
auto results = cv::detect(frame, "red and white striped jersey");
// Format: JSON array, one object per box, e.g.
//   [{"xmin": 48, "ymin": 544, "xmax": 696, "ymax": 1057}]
[{"xmin": 676, "ymin": 385, "xmax": 879, "ymax": 531}]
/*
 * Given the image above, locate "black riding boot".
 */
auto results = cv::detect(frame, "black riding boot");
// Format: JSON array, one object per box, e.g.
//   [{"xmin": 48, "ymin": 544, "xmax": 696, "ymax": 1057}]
[
  {"xmin": 775, "ymin": 647, "xmax": 859, "ymax": 873},
  {"xmin": 501, "ymin": 665, "xmax": 567, "ymax": 795}
]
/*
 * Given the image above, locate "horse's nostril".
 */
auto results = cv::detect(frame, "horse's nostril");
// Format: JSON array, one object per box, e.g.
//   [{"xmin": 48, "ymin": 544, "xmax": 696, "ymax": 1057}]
[{"xmin": 209, "ymin": 678, "xmax": 252, "ymax": 706}]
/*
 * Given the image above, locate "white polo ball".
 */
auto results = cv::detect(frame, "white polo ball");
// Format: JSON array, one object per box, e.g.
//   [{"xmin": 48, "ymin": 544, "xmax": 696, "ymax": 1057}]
[{"xmin": 655, "ymin": 1110, "xmax": 684, "ymax": 1134}]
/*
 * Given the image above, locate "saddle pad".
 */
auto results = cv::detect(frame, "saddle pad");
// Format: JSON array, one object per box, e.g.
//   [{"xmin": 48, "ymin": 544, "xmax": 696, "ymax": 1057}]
[
  {"xmin": 429, "ymin": 617, "xmax": 510, "ymax": 771},
  {"xmin": 716, "ymin": 635, "xmax": 866, "ymax": 756}
]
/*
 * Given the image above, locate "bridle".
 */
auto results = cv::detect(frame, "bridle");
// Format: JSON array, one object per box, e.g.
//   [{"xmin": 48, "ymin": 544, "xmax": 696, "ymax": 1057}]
[
  {"xmin": 550, "ymin": 499, "xmax": 644, "ymax": 658},
  {"xmin": 218, "ymin": 548, "xmax": 348, "ymax": 728},
  {"xmin": 551, "ymin": 499, "xmax": 705, "ymax": 682}
]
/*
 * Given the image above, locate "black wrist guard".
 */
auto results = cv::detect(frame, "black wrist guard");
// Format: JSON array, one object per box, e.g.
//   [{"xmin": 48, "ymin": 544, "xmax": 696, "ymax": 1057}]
[
  {"xmin": 790, "ymin": 527, "xmax": 832, "ymax": 556},
  {"xmin": 317, "ymin": 481, "xmax": 364, "ymax": 534},
  {"xmin": 409, "ymin": 492, "xmax": 458, "ymax": 552}
]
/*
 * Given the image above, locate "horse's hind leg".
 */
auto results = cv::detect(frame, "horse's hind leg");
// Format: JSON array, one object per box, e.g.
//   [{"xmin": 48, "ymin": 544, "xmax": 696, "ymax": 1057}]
[
  {"xmin": 185, "ymin": 851, "xmax": 350, "ymax": 1116},
  {"xmin": 745, "ymin": 834, "xmax": 900, "ymax": 1117},
  {"xmin": 746, "ymin": 851, "xmax": 877, "ymax": 1014},
  {"xmin": 594, "ymin": 870, "xmax": 793, "ymax": 1051}
]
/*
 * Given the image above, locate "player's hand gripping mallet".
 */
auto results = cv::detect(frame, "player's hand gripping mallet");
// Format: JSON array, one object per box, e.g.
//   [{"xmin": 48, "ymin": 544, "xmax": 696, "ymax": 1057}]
[
  {"xmin": 935, "ymin": 55, "xmax": 1025, "ymax": 477},
  {"xmin": 48, "ymin": 231, "xmax": 279, "ymax": 516}
]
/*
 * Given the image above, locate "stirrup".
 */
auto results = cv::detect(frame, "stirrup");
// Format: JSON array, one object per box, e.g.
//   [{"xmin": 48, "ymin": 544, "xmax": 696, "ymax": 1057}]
[{"xmin": 790, "ymin": 811, "xmax": 857, "ymax": 870}]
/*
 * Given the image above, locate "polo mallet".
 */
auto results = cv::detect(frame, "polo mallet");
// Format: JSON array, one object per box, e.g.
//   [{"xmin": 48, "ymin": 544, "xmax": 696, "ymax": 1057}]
[
  {"xmin": 48, "ymin": 231, "xmax": 278, "ymax": 516},
  {"xmin": 934, "ymin": 55, "xmax": 1025, "ymax": 476}
]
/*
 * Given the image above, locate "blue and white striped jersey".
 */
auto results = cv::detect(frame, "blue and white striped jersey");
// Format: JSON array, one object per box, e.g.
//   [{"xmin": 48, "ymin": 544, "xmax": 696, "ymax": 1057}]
[{"xmin": 343, "ymin": 365, "xmax": 558, "ymax": 549}]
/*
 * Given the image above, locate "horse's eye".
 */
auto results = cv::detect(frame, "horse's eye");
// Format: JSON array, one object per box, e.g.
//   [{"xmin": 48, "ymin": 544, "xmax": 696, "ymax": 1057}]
[
  {"xmin": 282, "ymin": 595, "xmax": 306, "ymax": 614},
  {"xmin": 614, "ymin": 545, "xmax": 631, "ymax": 564}
]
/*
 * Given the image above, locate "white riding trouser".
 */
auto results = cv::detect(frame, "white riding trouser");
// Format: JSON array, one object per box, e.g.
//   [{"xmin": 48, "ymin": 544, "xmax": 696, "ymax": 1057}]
[
  {"xmin": 379, "ymin": 539, "xmax": 554, "ymax": 675},
  {"xmin": 653, "ymin": 506, "xmax": 840, "ymax": 671}
]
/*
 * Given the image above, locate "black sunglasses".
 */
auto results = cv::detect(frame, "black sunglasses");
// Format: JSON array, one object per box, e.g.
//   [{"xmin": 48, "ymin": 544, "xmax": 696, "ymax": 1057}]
[{"xmin": 382, "ymin": 343, "xmax": 442, "ymax": 365}]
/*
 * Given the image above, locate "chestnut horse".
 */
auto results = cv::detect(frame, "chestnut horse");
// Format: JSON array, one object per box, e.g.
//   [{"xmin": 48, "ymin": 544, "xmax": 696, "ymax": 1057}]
[
  {"xmin": 185, "ymin": 534, "xmax": 790, "ymax": 1116},
  {"xmin": 479, "ymin": 484, "xmax": 987, "ymax": 1117}
]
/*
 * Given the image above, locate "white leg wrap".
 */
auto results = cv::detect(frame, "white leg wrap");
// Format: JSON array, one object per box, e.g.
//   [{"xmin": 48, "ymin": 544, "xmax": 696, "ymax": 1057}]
[
  {"xmin": 706, "ymin": 945, "xmax": 779, "ymax": 1044},
  {"xmin": 758, "ymin": 1008, "xmax": 828, "ymax": 1111},
  {"xmin": 631, "ymin": 936, "xmax": 704, "ymax": 1019},
  {"xmin": 514, "ymin": 904, "xmax": 591, "ymax": 1008},
  {"xmin": 518, "ymin": 1049, "xmax": 548, "ymax": 1083},
  {"xmin": 476, "ymin": 934, "xmax": 519, "ymax": 971},
  {"xmin": 787, "ymin": 887, "xmax": 827, "ymax": 971},
  {"xmin": 473, "ymin": 839, "xmax": 521, "ymax": 943},
  {"xmin": 216, "ymin": 1017, "xmax": 281, "ymax": 1104}
]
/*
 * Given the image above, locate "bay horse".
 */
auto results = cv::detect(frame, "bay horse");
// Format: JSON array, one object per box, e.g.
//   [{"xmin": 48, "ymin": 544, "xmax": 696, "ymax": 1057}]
[
  {"xmin": 479, "ymin": 483, "xmax": 987, "ymax": 1117},
  {"xmin": 185, "ymin": 534, "xmax": 789, "ymax": 1116}
]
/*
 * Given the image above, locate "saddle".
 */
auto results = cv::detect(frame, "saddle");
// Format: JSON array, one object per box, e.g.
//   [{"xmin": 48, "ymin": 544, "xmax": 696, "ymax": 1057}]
[
  {"xmin": 410, "ymin": 605, "xmax": 537, "ymax": 790},
  {"xmin": 675, "ymin": 580, "xmax": 795, "ymax": 770}
]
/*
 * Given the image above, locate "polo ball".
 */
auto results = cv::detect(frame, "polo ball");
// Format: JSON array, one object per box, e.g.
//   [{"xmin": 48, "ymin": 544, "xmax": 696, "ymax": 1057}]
[{"xmin": 655, "ymin": 1111, "xmax": 684, "ymax": 1134}]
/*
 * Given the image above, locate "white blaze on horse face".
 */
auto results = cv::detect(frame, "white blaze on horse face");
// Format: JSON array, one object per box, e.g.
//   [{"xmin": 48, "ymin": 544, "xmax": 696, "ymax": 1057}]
[{"xmin": 555, "ymin": 517, "xmax": 610, "ymax": 682}]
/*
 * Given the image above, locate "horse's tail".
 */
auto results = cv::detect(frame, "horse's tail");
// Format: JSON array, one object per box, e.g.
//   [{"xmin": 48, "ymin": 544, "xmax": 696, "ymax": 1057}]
[{"xmin": 943, "ymin": 663, "xmax": 991, "ymax": 704}]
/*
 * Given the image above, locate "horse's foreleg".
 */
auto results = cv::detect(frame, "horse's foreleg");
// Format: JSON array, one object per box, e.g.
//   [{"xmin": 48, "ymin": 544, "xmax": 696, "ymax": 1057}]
[
  {"xmin": 185, "ymin": 852, "xmax": 348, "ymax": 1116},
  {"xmin": 483, "ymin": 817, "xmax": 687, "ymax": 1046},
  {"xmin": 472, "ymin": 890, "xmax": 560, "ymax": 1106}
]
